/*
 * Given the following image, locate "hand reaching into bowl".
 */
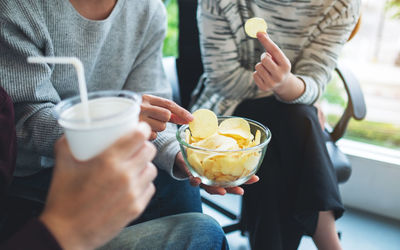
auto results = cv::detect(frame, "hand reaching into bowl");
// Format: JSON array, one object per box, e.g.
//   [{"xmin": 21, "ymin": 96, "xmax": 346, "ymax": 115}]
[{"xmin": 140, "ymin": 94, "xmax": 194, "ymax": 140}]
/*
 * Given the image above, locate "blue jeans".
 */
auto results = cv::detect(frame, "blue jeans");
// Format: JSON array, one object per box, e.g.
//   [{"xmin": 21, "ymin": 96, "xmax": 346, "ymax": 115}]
[
  {"xmin": 99, "ymin": 213, "xmax": 229, "ymax": 250},
  {"xmin": 131, "ymin": 169, "xmax": 202, "ymax": 225}
]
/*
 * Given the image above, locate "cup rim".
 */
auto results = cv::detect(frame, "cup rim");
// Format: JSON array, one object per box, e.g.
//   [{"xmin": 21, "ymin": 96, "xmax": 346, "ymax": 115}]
[
  {"xmin": 176, "ymin": 116, "xmax": 271, "ymax": 152},
  {"xmin": 54, "ymin": 90, "xmax": 141, "ymax": 130}
]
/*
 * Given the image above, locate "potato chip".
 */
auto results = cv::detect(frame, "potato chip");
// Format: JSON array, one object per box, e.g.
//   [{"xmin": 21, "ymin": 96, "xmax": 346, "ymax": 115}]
[
  {"xmin": 202, "ymin": 153, "xmax": 224, "ymax": 172},
  {"xmin": 185, "ymin": 129, "xmax": 191, "ymax": 144},
  {"xmin": 218, "ymin": 117, "xmax": 252, "ymax": 140},
  {"xmin": 203, "ymin": 153, "xmax": 244, "ymax": 177},
  {"xmin": 187, "ymin": 151, "xmax": 204, "ymax": 175},
  {"xmin": 236, "ymin": 136, "xmax": 254, "ymax": 149},
  {"xmin": 203, "ymin": 168, "xmax": 218, "ymax": 180},
  {"xmin": 192, "ymin": 133, "xmax": 239, "ymax": 150},
  {"xmin": 184, "ymin": 109, "xmax": 264, "ymax": 186},
  {"xmin": 190, "ymin": 136, "xmax": 202, "ymax": 143},
  {"xmin": 189, "ymin": 109, "xmax": 218, "ymax": 139},
  {"xmin": 244, "ymin": 17, "xmax": 268, "ymax": 38},
  {"xmin": 220, "ymin": 157, "xmax": 246, "ymax": 176},
  {"xmin": 239, "ymin": 152, "xmax": 261, "ymax": 170},
  {"xmin": 187, "ymin": 148, "xmax": 215, "ymax": 165},
  {"xmin": 254, "ymin": 129, "xmax": 261, "ymax": 145}
]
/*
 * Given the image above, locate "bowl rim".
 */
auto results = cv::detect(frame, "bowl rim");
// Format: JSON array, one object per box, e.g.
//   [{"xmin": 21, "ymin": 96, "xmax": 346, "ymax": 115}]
[{"xmin": 176, "ymin": 115, "xmax": 272, "ymax": 153}]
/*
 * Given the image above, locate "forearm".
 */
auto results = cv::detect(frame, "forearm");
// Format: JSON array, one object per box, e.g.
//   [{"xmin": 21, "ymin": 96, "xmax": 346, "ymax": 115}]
[
  {"xmin": 152, "ymin": 123, "xmax": 183, "ymax": 179},
  {"xmin": 15, "ymin": 103, "xmax": 64, "ymax": 157},
  {"xmin": 273, "ymin": 73, "xmax": 306, "ymax": 102}
]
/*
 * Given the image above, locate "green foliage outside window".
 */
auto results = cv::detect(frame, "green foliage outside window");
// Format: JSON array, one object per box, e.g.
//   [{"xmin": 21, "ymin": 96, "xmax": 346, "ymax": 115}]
[
  {"xmin": 321, "ymin": 74, "xmax": 347, "ymax": 108},
  {"xmin": 387, "ymin": 0, "xmax": 400, "ymax": 18},
  {"xmin": 322, "ymin": 74, "xmax": 400, "ymax": 150},
  {"xmin": 163, "ymin": 0, "xmax": 178, "ymax": 57},
  {"xmin": 327, "ymin": 114, "xmax": 400, "ymax": 149}
]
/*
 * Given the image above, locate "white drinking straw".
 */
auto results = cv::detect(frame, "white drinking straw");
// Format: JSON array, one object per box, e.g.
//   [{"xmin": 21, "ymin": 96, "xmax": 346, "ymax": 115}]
[{"xmin": 27, "ymin": 56, "xmax": 90, "ymax": 123}]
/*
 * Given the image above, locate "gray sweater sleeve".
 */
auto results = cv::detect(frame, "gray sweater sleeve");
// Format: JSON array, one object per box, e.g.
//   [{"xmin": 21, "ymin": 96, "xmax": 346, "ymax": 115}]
[
  {"xmin": 122, "ymin": 1, "xmax": 182, "ymax": 179},
  {"xmin": 290, "ymin": 1, "xmax": 360, "ymax": 104},
  {"xmin": 0, "ymin": 14, "xmax": 62, "ymax": 159}
]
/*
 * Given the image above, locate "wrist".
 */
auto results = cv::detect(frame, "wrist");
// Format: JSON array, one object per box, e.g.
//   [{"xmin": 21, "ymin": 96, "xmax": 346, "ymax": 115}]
[
  {"xmin": 39, "ymin": 212, "xmax": 87, "ymax": 250},
  {"xmin": 273, "ymin": 74, "xmax": 305, "ymax": 101}
]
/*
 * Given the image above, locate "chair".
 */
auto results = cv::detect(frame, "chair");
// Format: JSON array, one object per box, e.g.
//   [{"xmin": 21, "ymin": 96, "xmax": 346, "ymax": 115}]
[{"xmin": 163, "ymin": 0, "xmax": 367, "ymax": 234}]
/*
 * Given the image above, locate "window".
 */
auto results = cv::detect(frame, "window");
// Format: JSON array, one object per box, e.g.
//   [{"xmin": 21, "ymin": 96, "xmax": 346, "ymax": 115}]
[
  {"xmin": 163, "ymin": 0, "xmax": 178, "ymax": 57},
  {"xmin": 321, "ymin": 0, "xmax": 400, "ymax": 150}
]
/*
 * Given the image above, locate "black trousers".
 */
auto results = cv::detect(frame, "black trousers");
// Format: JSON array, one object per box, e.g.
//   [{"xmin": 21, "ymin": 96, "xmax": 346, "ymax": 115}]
[{"xmin": 234, "ymin": 97, "xmax": 344, "ymax": 250}]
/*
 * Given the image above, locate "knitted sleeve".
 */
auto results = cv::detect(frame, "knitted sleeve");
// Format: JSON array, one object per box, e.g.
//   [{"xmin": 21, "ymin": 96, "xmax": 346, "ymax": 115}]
[
  {"xmin": 289, "ymin": 0, "xmax": 361, "ymax": 104},
  {"xmin": 0, "ymin": 5, "xmax": 62, "ymax": 161}
]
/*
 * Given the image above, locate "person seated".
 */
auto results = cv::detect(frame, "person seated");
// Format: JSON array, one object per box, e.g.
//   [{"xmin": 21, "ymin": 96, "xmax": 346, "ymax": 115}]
[
  {"xmin": 191, "ymin": 0, "xmax": 361, "ymax": 249},
  {"xmin": 0, "ymin": 0, "xmax": 256, "ymax": 238},
  {"xmin": 0, "ymin": 86, "xmax": 229, "ymax": 249}
]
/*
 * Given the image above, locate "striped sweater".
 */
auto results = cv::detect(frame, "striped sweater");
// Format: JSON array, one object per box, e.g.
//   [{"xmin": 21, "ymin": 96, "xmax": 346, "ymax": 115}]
[{"xmin": 191, "ymin": 0, "xmax": 361, "ymax": 115}]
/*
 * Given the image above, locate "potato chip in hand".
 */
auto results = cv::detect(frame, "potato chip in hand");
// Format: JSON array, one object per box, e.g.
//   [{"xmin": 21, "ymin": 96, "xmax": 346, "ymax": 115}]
[{"xmin": 245, "ymin": 17, "xmax": 268, "ymax": 38}]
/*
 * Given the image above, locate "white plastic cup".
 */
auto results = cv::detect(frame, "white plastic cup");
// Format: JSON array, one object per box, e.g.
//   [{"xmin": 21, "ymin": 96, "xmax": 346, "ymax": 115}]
[{"xmin": 54, "ymin": 90, "xmax": 141, "ymax": 161}]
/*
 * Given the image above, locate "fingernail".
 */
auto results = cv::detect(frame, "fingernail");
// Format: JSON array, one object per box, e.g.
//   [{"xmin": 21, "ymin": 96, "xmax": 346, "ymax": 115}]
[
  {"xmin": 187, "ymin": 113, "xmax": 194, "ymax": 121},
  {"xmin": 186, "ymin": 112, "xmax": 194, "ymax": 122}
]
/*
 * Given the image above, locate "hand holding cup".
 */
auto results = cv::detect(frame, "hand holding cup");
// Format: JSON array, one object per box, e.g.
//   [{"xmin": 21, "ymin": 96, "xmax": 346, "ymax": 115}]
[{"xmin": 40, "ymin": 123, "xmax": 157, "ymax": 250}]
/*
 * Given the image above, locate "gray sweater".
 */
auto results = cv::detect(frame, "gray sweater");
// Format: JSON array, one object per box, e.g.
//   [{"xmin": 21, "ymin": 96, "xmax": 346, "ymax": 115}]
[
  {"xmin": 0, "ymin": 0, "xmax": 181, "ymax": 178},
  {"xmin": 192, "ymin": 0, "xmax": 360, "ymax": 115}
]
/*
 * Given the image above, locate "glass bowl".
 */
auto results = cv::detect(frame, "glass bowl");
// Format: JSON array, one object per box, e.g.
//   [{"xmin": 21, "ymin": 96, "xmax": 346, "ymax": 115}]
[{"xmin": 177, "ymin": 116, "xmax": 271, "ymax": 187}]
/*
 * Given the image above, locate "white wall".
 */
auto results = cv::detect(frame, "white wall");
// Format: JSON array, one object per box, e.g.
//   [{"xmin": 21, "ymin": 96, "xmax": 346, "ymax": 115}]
[{"xmin": 338, "ymin": 139, "xmax": 400, "ymax": 221}]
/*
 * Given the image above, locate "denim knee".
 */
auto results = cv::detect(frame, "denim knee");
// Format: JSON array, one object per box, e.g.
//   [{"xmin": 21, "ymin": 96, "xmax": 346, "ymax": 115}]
[
  {"xmin": 98, "ymin": 212, "xmax": 228, "ymax": 250},
  {"xmin": 184, "ymin": 213, "xmax": 229, "ymax": 250}
]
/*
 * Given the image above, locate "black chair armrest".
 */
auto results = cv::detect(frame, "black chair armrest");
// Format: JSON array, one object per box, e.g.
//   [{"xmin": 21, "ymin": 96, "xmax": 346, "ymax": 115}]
[{"xmin": 330, "ymin": 62, "xmax": 367, "ymax": 142}]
